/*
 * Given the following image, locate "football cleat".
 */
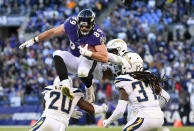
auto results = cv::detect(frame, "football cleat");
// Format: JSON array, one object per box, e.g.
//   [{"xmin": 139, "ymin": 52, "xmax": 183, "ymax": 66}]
[{"xmin": 59, "ymin": 79, "xmax": 74, "ymax": 100}]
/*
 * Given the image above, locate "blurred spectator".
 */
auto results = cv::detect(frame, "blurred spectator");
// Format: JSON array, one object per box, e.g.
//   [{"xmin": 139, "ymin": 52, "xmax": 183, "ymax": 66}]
[
  {"xmin": 25, "ymin": 0, "xmax": 109, "ymax": 33},
  {"xmin": 184, "ymin": 27, "xmax": 191, "ymax": 41},
  {"xmin": 97, "ymin": 89, "xmax": 106, "ymax": 103}
]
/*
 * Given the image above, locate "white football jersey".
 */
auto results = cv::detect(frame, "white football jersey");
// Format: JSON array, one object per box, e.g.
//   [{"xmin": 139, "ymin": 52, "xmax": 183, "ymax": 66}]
[
  {"xmin": 114, "ymin": 74, "xmax": 163, "ymax": 119},
  {"xmin": 41, "ymin": 85, "xmax": 84, "ymax": 126}
]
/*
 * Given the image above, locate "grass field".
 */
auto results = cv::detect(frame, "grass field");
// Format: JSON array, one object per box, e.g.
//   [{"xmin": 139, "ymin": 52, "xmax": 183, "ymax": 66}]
[{"xmin": 0, "ymin": 126, "xmax": 194, "ymax": 131}]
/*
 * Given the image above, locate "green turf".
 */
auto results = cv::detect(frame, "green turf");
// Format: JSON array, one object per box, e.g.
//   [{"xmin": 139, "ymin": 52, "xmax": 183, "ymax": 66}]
[{"xmin": 0, "ymin": 126, "xmax": 194, "ymax": 131}]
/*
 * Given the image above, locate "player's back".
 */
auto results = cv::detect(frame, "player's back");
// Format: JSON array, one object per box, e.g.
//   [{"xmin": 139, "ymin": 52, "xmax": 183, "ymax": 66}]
[
  {"xmin": 114, "ymin": 74, "xmax": 163, "ymax": 119},
  {"xmin": 42, "ymin": 85, "xmax": 83, "ymax": 126}
]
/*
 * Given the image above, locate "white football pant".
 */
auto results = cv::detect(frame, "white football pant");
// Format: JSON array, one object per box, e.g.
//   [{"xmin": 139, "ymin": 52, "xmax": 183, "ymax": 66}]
[
  {"xmin": 53, "ymin": 50, "xmax": 102, "ymax": 80},
  {"xmin": 29, "ymin": 117, "xmax": 67, "ymax": 131},
  {"xmin": 123, "ymin": 117, "xmax": 164, "ymax": 131}
]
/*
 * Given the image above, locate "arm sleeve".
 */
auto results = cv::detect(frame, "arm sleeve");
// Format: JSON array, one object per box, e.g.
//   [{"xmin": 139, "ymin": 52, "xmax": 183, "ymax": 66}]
[
  {"xmin": 63, "ymin": 16, "xmax": 76, "ymax": 33},
  {"xmin": 108, "ymin": 53, "xmax": 123, "ymax": 64},
  {"xmin": 106, "ymin": 100, "xmax": 128, "ymax": 124},
  {"xmin": 159, "ymin": 89, "xmax": 170, "ymax": 108},
  {"xmin": 93, "ymin": 104, "xmax": 107, "ymax": 114}
]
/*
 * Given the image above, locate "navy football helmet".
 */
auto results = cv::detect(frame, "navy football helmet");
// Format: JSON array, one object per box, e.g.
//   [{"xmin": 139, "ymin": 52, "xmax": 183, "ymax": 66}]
[{"xmin": 77, "ymin": 9, "xmax": 95, "ymax": 35}]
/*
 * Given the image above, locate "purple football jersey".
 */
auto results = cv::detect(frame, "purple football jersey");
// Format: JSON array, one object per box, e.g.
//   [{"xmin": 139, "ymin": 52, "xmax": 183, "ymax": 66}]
[{"xmin": 64, "ymin": 16, "xmax": 106, "ymax": 57}]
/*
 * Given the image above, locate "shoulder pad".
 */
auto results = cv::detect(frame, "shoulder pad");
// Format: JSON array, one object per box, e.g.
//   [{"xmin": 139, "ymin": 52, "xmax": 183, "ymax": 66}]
[
  {"xmin": 64, "ymin": 16, "xmax": 77, "ymax": 31},
  {"xmin": 42, "ymin": 85, "xmax": 54, "ymax": 94},
  {"xmin": 114, "ymin": 74, "xmax": 133, "ymax": 84},
  {"xmin": 72, "ymin": 88, "xmax": 84, "ymax": 97},
  {"xmin": 91, "ymin": 26, "xmax": 106, "ymax": 45}
]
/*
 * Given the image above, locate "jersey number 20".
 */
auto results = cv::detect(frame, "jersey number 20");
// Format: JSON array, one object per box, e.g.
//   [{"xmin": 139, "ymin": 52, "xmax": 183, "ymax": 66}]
[{"xmin": 48, "ymin": 91, "xmax": 72, "ymax": 114}]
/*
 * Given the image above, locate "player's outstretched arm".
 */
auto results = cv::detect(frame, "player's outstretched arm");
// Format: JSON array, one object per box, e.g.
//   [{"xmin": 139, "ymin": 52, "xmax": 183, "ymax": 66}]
[
  {"xmin": 159, "ymin": 89, "xmax": 170, "ymax": 108},
  {"xmin": 91, "ymin": 44, "xmax": 108, "ymax": 63},
  {"xmin": 77, "ymin": 97, "xmax": 108, "ymax": 114},
  {"xmin": 19, "ymin": 24, "xmax": 65, "ymax": 49},
  {"xmin": 108, "ymin": 52, "xmax": 130, "ymax": 66},
  {"xmin": 103, "ymin": 88, "xmax": 128, "ymax": 128},
  {"xmin": 79, "ymin": 44, "xmax": 108, "ymax": 63}
]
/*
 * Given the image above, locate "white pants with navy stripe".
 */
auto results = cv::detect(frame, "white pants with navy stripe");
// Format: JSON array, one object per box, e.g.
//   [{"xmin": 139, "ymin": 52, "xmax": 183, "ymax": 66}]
[
  {"xmin": 29, "ymin": 117, "xmax": 67, "ymax": 131},
  {"xmin": 53, "ymin": 50, "xmax": 102, "ymax": 80},
  {"xmin": 123, "ymin": 117, "xmax": 164, "ymax": 131}
]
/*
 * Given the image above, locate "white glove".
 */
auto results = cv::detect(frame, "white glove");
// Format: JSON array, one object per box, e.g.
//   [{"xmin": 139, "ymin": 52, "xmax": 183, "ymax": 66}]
[
  {"xmin": 93, "ymin": 103, "xmax": 108, "ymax": 114},
  {"xmin": 19, "ymin": 37, "xmax": 38, "ymax": 49},
  {"xmin": 71, "ymin": 109, "xmax": 83, "ymax": 119},
  {"xmin": 78, "ymin": 44, "xmax": 92, "ymax": 57},
  {"xmin": 102, "ymin": 103, "xmax": 108, "ymax": 113},
  {"xmin": 103, "ymin": 119, "xmax": 111, "ymax": 128},
  {"xmin": 102, "ymin": 63, "xmax": 115, "ymax": 73},
  {"xmin": 102, "ymin": 63, "xmax": 109, "ymax": 71}
]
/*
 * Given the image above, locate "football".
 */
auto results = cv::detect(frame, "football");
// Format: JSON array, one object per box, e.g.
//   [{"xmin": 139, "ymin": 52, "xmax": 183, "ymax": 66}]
[{"xmin": 81, "ymin": 44, "xmax": 96, "ymax": 52}]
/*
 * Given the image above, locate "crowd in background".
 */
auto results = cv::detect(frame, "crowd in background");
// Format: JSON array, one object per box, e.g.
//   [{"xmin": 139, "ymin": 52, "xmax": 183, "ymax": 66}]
[
  {"xmin": 104, "ymin": 0, "xmax": 194, "ymax": 114},
  {"xmin": 0, "ymin": 0, "xmax": 108, "ymax": 16},
  {"xmin": 0, "ymin": 0, "xmax": 193, "ymax": 125}
]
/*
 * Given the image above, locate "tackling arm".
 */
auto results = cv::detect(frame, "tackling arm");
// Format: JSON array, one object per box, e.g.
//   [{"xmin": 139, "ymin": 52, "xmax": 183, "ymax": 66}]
[
  {"xmin": 108, "ymin": 52, "xmax": 124, "ymax": 64},
  {"xmin": 77, "ymin": 97, "xmax": 108, "ymax": 114},
  {"xmin": 103, "ymin": 88, "xmax": 128, "ymax": 127},
  {"xmin": 79, "ymin": 44, "xmax": 128, "ymax": 64}
]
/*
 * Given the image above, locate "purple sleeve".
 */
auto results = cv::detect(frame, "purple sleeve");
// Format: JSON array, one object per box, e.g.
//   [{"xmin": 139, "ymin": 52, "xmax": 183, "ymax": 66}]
[
  {"xmin": 89, "ymin": 26, "xmax": 106, "ymax": 46},
  {"xmin": 64, "ymin": 16, "xmax": 77, "ymax": 32}
]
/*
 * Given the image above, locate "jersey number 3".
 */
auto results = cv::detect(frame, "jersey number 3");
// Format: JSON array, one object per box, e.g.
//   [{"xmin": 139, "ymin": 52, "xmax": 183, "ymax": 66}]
[{"xmin": 48, "ymin": 91, "xmax": 72, "ymax": 114}]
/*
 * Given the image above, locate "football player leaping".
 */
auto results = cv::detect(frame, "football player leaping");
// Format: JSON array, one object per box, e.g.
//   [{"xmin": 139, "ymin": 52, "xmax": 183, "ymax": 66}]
[
  {"xmin": 103, "ymin": 52, "xmax": 170, "ymax": 131},
  {"xmin": 29, "ymin": 77, "xmax": 108, "ymax": 131},
  {"xmin": 19, "ymin": 9, "xmax": 108, "ymax": 103}
]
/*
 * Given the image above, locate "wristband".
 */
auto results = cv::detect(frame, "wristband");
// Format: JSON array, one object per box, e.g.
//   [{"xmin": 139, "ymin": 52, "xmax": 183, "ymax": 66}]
[
  {"xmin": 85, "ymin": 50, "xmax": 92, "ymax": 57},
  {"xmin": 34, "ymin": 37, "xmax": 39, "ymax": 43}
]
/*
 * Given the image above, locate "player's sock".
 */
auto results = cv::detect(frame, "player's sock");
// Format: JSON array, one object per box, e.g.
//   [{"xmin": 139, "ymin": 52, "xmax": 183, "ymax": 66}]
[
  {"xmin": 54, "ymin": 56, "xmax": 68, "ymax": 81},
  {"xmin": 85, "ymin": 85, "xmax": 95, "ymax": 103},
  {"xmin": 80, "ymin": 76, "xmax": 93, "ymax": 88},
  {"xmin": 80, "ymin": 76, "xmax": 95, "ymax": 103}
]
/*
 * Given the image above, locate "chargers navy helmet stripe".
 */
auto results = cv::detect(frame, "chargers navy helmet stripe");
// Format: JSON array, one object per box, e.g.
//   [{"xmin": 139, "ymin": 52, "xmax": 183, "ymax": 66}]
[{"xmin": 114, "ymin": 78, "xmax": 132, "ymax": 84}]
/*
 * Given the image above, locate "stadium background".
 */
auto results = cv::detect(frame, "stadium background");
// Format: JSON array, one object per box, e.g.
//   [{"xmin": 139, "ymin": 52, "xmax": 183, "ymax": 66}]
[{"xmin": 0, "ymin": 0, "xmax": 193, "ymax": 130}]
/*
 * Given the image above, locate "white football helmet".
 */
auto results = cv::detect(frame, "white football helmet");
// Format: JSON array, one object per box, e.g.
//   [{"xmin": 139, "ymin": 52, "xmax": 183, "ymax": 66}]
[
  {"xmin": 106, "ymin": 39, "xmax": 128, "ymax": 56},
  {"xmin": 122, "ymin": 52, "xmax": 143, "ymax": 74}
]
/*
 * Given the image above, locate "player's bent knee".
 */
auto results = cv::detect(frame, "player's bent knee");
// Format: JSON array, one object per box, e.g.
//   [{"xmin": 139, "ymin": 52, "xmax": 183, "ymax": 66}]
[
  {"xmin": 78, "ymin": 68, "xmax": 89, "ymax": 78},
  {"xmin": 53, "ymin": 50, "xmax": 63, "ymax": 57}
]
